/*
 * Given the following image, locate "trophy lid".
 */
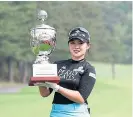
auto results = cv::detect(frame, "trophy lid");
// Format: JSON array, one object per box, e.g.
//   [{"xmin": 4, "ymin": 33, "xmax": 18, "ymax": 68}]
[
  {"xmin": 35, "ymin": 24, "xmax": 55, "ymax": 30},
  {"xmin": 37, "ymin": 10, "xmax": 48, "ymax": 22},
  {"xmin": 34, "ymin": 10, "xmax": 55, "ymax": 34}
]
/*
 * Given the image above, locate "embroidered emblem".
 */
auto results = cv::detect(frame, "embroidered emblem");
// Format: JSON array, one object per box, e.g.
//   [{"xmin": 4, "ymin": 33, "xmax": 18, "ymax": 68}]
[
  {"xmin": 62, "ymin": 66, "xmax": 66, "ymax": 69},
  {"xmin": 73, "ymin": 66, "xmax": 84, "ymax": 73}
]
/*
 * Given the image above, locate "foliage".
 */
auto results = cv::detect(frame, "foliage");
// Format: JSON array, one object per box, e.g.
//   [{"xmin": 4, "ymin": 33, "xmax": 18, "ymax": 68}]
[
  {"xmin": 0, "ymin": 1, "xmax": 132, "ymax": 81},
  {"xmin": 0, "ymin": 1, "xmax": 131, "ymax": 63}
]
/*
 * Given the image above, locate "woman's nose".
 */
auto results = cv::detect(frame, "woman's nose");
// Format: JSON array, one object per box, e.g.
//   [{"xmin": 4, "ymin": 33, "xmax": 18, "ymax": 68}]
[{"xmin": 74, "ymin": 44, "xmax": 80, "ymax": 48}]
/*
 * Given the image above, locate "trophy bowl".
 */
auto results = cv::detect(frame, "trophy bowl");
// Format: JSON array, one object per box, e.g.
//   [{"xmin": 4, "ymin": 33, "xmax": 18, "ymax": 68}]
[{"xmin": 29, "ymin": 10, "xmax": 60, "ymax": 86}]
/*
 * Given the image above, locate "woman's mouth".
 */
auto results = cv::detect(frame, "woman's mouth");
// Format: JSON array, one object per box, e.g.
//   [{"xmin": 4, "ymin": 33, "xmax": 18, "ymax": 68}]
[{"xmin": 73, "ymin": 50, "xmax": 80, "ymax": 53}]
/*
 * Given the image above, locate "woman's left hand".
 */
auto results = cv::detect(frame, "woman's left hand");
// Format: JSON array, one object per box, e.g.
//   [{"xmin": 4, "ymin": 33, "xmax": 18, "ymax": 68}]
[{"xmin": 43, "ymin": 82, "xmax": 60, "ymax": 92}]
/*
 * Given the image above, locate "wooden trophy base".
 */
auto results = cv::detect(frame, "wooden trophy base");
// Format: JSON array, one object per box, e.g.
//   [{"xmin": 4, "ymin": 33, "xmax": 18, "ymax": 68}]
[{"xmin": 28, "ymin": 76, "xmax": 60, "ymax": 86}]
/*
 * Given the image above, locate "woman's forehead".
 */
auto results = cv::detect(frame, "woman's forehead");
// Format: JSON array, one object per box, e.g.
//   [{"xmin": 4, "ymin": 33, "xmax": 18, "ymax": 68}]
[{"xmin": 70, "ymin": 39, "xmax": 84, "ymax": 43}]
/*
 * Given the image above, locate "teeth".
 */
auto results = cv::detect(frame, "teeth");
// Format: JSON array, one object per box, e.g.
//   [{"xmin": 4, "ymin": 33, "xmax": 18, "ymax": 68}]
[{"xmin": 74, "ymin": 50, "xmax": 79, "ymax": 53}]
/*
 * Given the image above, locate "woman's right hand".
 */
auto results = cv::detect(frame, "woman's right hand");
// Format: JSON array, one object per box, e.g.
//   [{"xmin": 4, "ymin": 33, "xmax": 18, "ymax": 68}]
[
  {"xmin": 34, "ymin": 82, "xmax": 48, "ymax": 87},
  {"xmin": 36, "ymin": 83, "xmax": 52, "ymax": 97}
]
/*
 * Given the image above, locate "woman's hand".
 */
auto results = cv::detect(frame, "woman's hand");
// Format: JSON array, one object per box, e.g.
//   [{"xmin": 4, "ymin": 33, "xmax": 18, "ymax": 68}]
[
  {"xmin": 36, "ymin": 82, "xmax": 53, "ymax": 97},
  {"xmin": 41, "ymin": 82, "xmax": 60, "ymax": 92}
]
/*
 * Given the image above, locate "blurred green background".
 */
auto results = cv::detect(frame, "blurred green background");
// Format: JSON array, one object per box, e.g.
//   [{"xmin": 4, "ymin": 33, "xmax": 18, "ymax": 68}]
[
  {"xmin": 0, "ymin": 1, "xmax": 132, "ymax": 117},
  {"xmin": 0, "ymin": 62, "xmax": 132, "ymax": 117}
]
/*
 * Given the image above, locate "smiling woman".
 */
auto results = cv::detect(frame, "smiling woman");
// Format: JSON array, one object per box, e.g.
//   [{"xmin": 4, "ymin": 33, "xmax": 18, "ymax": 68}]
[
  {"xmin": 69, "ymin": 40, "xmax": 90, "ymax": 61},
  {"xmin": 37, "ymin": 27, "xmax": 96, "ymax": 117}
]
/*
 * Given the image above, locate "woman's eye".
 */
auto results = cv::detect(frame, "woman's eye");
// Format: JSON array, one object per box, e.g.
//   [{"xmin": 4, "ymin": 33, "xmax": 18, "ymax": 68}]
[
  {"xmin": 79, "ymin": 42, "xmax": 83, "ymax": 44},
  {"xmin": 70, "ymin": 42, "xmax": 75, "ymax": 44},
  {"xmin": 70, "ymin": 41, "xmax": 83, "ymax": 44}
]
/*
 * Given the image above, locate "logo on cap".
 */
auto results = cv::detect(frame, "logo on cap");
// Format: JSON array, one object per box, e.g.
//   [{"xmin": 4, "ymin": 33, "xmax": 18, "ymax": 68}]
[{"xmin": 69, "ymin": 27, "xmax": 90, "ymax": 42}]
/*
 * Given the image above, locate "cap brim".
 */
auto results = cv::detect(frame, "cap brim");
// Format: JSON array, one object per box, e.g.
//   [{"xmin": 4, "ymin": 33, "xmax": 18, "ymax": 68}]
[{"xmin": 68, "ymin": 37, "xmax": 87, "ymax": 43}]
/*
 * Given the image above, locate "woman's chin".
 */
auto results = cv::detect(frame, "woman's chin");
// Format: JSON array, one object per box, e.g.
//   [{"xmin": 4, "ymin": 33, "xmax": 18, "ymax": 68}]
[
  {"xmin": 72, "ymin": 54, "xmax": 84, "ymax": 59},
  {"xmin": 73, "ymin": 54, "xmax": 80, "ymax": 57}
]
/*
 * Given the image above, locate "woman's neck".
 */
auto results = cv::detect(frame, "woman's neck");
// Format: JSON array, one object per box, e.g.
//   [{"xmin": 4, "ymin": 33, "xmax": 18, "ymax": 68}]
[{"xmin": 71, "ymin": 56, "xmax": 85, "ymax": 61}]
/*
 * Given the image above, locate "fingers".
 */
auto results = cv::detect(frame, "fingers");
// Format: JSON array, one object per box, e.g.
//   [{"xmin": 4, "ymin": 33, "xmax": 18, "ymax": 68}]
[
  {"xmin": 45, "ymin": 82, "xmax": 56, "ymax": 85},
  {"xmin": 44, "ymin": 82, "xmax": 59, "ymax": 92},
  {"xmin": 34, "ymin": 82, "xmax": 48, "ymax": 87}
]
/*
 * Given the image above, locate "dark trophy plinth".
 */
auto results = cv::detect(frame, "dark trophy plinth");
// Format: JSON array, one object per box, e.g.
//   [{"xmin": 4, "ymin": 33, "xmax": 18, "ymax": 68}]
[{"xmin": 29, "ymin": 10, "xmax": 60, "ymax": 86}]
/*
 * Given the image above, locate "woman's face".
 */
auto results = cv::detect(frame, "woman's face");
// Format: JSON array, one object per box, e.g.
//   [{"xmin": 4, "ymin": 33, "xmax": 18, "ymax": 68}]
[{"xmin": 69, "ymin": 39, "xmax": 90, "ymax": 60}]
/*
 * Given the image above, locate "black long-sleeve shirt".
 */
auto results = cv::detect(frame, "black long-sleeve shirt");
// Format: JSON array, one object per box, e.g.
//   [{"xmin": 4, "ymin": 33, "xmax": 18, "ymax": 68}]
[{"xmin": 51, "ymin": 59, "xmax": 96, "ymax": 104}]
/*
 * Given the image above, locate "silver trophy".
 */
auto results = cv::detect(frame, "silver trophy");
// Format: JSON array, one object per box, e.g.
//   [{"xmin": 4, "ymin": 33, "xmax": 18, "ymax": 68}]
[{"xmin": 29, "ymin": 10, "xmax": 60, "ymax": 86}]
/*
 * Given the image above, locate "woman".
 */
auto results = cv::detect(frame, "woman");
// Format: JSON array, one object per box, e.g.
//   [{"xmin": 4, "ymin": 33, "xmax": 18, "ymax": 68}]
[{"xmin": 37, "ymin": 27, "xmax": 96, "ymax": 117}]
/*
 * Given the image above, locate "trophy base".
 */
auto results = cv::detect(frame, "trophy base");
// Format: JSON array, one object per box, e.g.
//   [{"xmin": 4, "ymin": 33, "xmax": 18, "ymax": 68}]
[{"xmin": 29, "ymin": 76, "xmax": 60, "ymax": 86}]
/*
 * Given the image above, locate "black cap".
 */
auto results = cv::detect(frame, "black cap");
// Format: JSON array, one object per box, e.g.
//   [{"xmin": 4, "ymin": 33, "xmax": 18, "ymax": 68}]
[{"xmin": 68, "ymin": 27, "xmax": 90, "ymax": 43}]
